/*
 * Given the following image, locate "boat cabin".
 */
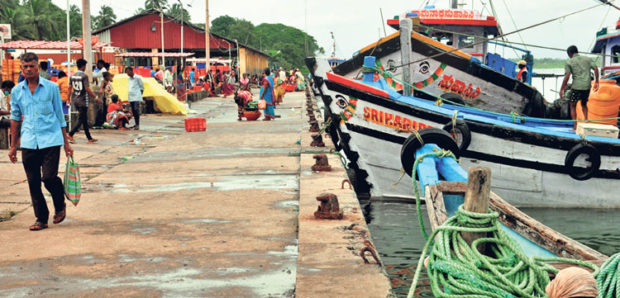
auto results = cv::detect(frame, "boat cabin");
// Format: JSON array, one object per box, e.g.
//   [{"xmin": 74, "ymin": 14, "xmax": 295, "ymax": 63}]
[
  {"xmin": 387, "ymin": 8, "xmax": 500, "ymax": 61},
  {"xmin": 386, "ymin": 7, "xmax": 533, "ymax": 83},
  {"xmin": 592, "ymin": 19, "xmax": 620, "ymax": 77}
]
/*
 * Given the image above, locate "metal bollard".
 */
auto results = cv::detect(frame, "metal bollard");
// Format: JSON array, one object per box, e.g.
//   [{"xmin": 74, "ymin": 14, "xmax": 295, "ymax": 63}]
[{"xmin": 314, "ymin": 193, "xmax": 343, "ymax": 220}]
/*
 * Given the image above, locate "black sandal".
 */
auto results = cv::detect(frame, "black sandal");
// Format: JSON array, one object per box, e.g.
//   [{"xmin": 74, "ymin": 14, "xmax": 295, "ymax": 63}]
[
  {"xmin": 53, "ymin": 209, "xmax": 66, "ymax": 224},
  {"xmin": 29, "ymin": 221, "xmax": 48, "ymax": 231}
]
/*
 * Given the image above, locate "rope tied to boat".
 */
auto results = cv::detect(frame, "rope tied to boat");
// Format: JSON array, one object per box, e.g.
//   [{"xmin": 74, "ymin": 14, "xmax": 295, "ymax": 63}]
[
  {"xmin": 407, "ymin": 151, "xmax": 600, "ymax": 298},
  {"xmin": 451, "ymin": 110, "xmax": 458, "ymax": 134},
  {"xmin": 596, "ymin": 253, "xmax": 620, "ymax": 298}
]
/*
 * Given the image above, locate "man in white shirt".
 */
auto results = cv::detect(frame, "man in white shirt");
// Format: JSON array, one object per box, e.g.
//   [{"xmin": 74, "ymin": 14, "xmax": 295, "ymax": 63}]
[
  {"xmin": 125, "ymin": 67, "xmax": 144, "ymax": 130},
  {"xmin": 92, "ymin": 60, "xmax": 108, "ymax": 87}
]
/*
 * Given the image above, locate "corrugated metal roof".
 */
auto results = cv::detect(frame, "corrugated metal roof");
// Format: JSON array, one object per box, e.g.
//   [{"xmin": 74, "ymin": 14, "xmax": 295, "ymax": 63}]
[
  {"xmin": 115, "ymin": 52, "xmax": 194, "ymax": 57},
  {"xmin": 0, "ymin": 40, "xmax": 109, "ymax": 50}
]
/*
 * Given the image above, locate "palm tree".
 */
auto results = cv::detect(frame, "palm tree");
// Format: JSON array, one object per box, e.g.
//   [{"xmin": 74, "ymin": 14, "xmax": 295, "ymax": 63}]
[
  {"xmin": 24, "ymin": 0, "xmax": 63, "ymax": 40},
  {"xmin": 0, "ymin": 2, "xmax": 35, "ymax": 40},
  {"xmin": 145, "ymin": 0, "xmax": 169, "ymax": 10},
  {"xmin": 69, "ymin": 5, "xmax": 82, "ymax": 38},
  {"xmin": 94, "ymin": 5, "xmax": 117, "ymax": 30},
  {"xmin": 167, "ymin": 3, "xmax": 190, "ymax": 23}
]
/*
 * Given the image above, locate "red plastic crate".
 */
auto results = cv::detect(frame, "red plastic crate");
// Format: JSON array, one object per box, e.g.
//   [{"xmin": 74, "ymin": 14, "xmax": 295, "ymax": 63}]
[{"xmin": 184, "ymin": 117, "xmax": 206, "ymax": 132}]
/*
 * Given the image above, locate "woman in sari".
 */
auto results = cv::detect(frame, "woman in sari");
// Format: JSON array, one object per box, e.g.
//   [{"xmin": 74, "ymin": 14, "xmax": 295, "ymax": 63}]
[
  {"xmin": 240, "ymin": 73, "xmax": 250, "ymax": 91},
  {"xmin": 221, "ymin": 71, "xmax": 235, "ymax": 98},
  {"xmin": 260, "ymin": 68, "xmax": 276, "ymax": 121},
  {"xmin": 295, "ymin": 69, "xmax": 306, "ymax": 91}
]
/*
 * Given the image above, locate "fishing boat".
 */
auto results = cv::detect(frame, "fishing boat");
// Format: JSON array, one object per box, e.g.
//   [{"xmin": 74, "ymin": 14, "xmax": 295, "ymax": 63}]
[
  {"xmin": 402, "ymin": 140, "xmax": 607, "ymax": 296},
  {"xmin": 317, "ymin": 54, "xmax": 620, "ymax": 208},
  {"xmin": 331, "ymin": 4, "xmax": 549, "ymax": 117}
]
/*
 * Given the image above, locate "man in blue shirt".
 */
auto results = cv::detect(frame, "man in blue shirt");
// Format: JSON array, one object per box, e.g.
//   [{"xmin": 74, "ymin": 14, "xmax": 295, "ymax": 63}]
[
  {"xmin": 125, "ymin": 67, "xmax": 144, "ymax": 130},
  {"xmin": 8, "ymin": 52, "xmax": 74, "ymax": 231},
  {"xmin": 189, "ymin": 68, "xmax": 195, "ymax": 88}
]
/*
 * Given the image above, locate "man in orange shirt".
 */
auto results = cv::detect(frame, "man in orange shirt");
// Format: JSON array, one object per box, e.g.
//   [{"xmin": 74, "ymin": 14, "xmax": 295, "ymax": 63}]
[{"xmin": 56, "ymin": 71, "xmax": 70, "ymax": 114}]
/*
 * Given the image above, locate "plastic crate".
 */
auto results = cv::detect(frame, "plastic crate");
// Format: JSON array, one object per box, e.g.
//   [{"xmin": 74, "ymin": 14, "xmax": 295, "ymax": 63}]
[{"xmin": 184, "ymin": 117, "xmax": 206, "ymax": 132}]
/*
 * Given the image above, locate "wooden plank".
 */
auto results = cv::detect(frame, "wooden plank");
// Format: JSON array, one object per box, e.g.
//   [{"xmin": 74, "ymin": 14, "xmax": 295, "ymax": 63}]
[
  {"xmin": 436, "ymin": 181, "xmax": 467, "ymax": 194},
  {"xmin": 425, "ymin": 185, "xmax": 449, "ymax": 231},
  {"xmin": 489, "ymin": 192, "xmax": 607, "ymax": 263},
  {"xmin": 462, "ymin": 167, "xmax": 491, "ymax": 246}
]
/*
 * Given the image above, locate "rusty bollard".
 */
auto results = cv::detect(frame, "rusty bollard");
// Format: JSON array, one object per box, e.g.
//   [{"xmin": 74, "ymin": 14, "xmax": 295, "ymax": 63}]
[
  {"xmin": 360, "ymin": 240, "xmax": 381, "ymax": 265},
  {"xmin": 309, "ymin": 121, "xmax": 319, "ymax": 133},
  {"xmin": 314, "ymin": 193, "xmax": 343, "ymax": 220},
  {"xmin": 311, "ymin": 154, "xmax": 332, "ymax": 172},
  {"xmin": 310, "ymin": 134, "xmax": 325, "ymax": 147}
]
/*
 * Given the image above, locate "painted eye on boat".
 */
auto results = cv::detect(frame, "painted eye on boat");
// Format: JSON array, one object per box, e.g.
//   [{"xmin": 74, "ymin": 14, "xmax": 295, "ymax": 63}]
[
  {"xmin": 419, "ymin": 61, "xmax": 430, "ymax": 74},
  {"xmin": 335, "ymin": 95, "xmax": 348, "ymax": 109},
  {"xmin": 387, "ymin": 59, "xmax": 397, "ymax": 72}
]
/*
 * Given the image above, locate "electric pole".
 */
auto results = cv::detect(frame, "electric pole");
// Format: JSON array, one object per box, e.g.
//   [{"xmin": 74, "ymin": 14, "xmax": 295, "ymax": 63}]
[
  {"xmin": 81, "ymin": 0, "xmax": 92, "ymax": 79},
  {"xmin": 205, "ymin": 0, "xmax": 210, "ymax": 64}
]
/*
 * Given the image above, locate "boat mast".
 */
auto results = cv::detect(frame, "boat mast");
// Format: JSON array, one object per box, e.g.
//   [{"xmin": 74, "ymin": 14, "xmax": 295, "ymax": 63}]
[{"xmin": 330, "ymin": 32, "xmax": 336, "ymax": 57}]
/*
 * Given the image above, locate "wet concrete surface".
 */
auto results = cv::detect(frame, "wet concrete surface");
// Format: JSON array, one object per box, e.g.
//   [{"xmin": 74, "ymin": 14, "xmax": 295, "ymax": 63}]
[{"xmin": 0, "ymin": 90, "xmax": 391, "ymax": 297}]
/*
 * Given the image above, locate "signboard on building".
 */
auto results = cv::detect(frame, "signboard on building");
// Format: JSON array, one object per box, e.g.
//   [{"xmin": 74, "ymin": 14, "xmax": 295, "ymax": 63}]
[{"xmin": 0, "ymin": 24, "xmax": 11, "ymax": 40}]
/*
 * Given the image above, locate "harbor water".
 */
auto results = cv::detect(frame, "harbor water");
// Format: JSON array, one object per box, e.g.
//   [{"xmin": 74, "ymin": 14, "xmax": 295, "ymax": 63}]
[
  {"xmin": 365, "ymin": 200, "xmax": 620, "ymax": 297},
  {"xmin": 532, "ymin": 68, "xmax": 565, "ymax": 103}
]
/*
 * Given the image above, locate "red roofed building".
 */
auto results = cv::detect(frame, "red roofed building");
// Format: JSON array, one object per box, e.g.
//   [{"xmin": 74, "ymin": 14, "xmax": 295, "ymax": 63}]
[{"xmin": 93, "ymin": 9, "xmax": 270, "ymax": 75}]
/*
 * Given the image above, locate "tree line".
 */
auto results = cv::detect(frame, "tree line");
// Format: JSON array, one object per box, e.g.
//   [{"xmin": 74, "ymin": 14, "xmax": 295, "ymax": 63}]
[
  {"xmin": 210, "ymin": 15, "xmax": 324, "ymax": 71},
  {"xmin": 0, "ymin": 0, "xmax": 190, "ymax": 41}
]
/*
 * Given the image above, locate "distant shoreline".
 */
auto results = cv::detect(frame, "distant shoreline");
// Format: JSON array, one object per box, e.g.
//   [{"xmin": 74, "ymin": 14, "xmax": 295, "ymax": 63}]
[{"xmin": 509, "ymin": 57, "xmax": 601, "ymax": 69}]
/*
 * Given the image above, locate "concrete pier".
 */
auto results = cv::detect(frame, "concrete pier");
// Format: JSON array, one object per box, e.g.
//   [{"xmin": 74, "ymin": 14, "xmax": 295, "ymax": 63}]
[{"xmin": 0, "ymin": 90, "xmax": 391, "ymax": 297}]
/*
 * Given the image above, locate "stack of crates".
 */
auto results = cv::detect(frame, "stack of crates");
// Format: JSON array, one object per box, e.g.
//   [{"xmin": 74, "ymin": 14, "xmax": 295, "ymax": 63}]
[{"xmin": 1, "ymin": 59, "xmax": 21, "ymax": 84}]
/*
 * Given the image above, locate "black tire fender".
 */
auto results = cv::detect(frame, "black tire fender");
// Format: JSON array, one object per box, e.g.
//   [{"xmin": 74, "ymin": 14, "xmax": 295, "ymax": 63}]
[
  {"xmin": 440, "ymin": 93, "xmax": 465, "ymax": 105},
  {"xmin": 400, "ymin": 128, "xmax": 461, "ymax": 177},
  {"xmin": 564, "ymin": 143, "xmax": 601, "ymax": 181},
  {"xmin": 442, "ymin": 120, "xmax": 471, "ymax": 152}
]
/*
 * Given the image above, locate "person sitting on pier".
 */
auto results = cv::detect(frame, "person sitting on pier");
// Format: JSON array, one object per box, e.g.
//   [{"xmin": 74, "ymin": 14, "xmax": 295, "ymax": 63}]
[
  {"xmin": 516, "ymin": 60, "xmax": 528, "ymax": 83},
  {"xmin": 559, "ymin": 45, "xmax": 599, "ymax": 130},
  {"xmin": 0, "ymin": 80, "xmax": 15, "ymax": 128},
  {"xmin": 106, "ymin": 95, "xmax": 131, "ymax": 131}
]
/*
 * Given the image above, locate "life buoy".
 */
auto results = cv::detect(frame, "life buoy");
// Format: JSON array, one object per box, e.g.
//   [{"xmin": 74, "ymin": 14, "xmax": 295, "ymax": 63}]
[
  {"xmin": 400, "ymin": 128, "xmax": 461, "ymax": 177},
  {"xmin": 442, "ymin": 120, "xmax": 471, "ymax": 151},
  {"xmin": 564, "ymin": 143, "xmax": 601, "ymax": 181}
]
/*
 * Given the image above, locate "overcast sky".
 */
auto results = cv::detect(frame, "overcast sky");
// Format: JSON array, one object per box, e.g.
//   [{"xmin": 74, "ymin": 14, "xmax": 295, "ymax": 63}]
[{"xmin": 52, "ymin": 0, "xmax": 618, "ymax": 59}]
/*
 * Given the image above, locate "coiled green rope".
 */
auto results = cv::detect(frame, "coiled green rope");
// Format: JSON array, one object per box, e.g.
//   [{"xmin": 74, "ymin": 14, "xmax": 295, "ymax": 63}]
[
  {"xmin": 597, "ymin": 253, "xmax": 620, "ymax": 298},
  {"xmin": 407, "ymin": 151, "xmax": 599, "ymax": 298}
]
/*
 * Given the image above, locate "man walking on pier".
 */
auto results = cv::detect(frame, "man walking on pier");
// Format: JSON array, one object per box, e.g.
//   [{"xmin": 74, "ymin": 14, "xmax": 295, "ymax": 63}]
[
  {"xmin": 8, "ymin": 52, "xmax": 74, "ymax": 231},
  {"xmin": 69, "ymin": 59, "xmax": 101, "ymax": 143},
  {"xmin": 560, "ymin": 45, "xmax": 599, "ymax": 129}
]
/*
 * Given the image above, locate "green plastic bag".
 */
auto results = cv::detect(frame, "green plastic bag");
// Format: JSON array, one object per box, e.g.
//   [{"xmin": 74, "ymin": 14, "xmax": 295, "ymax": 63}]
[{"xmin": 63, "ymin": 156, "xmax": 81, "ymax": 206}]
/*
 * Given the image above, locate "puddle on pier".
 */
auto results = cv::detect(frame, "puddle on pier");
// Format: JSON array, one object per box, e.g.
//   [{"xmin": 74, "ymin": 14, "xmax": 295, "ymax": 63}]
[
  {"xmin": 106, "ymin": 175, "xmax": 298, "ymax": 193},
  {"xmin": 0, "ymin": 245, "xmax": 297, "ymax": 297},
  {"xmin": 133, "ymin": 147, "xmax": 298, "ymax": 162},
  {"xmin": 179, "ymin": 218, "xmax": 232, "ymax": 224}
]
